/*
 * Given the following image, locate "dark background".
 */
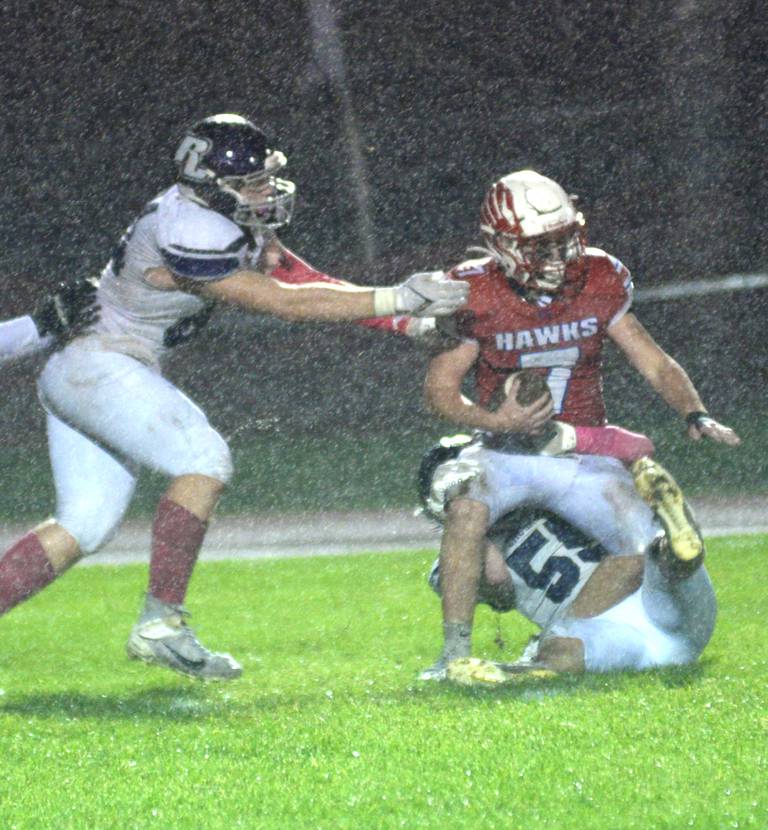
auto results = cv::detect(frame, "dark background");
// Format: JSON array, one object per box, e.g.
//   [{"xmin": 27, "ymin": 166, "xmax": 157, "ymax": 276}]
[{"xmin": 0, "ymin": 0, "xmax": 766, "ymax": 500}]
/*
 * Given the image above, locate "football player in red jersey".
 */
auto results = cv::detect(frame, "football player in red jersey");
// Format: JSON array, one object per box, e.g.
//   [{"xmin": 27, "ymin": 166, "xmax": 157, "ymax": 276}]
[{"xmin": 419, "ymin": 169, "xmax": 740, "ymax": 680}]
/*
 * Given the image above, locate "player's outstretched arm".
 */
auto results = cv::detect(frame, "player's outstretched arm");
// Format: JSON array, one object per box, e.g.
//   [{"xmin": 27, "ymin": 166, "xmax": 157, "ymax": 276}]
[
  {"xmin": 608, "ymin": 312, "xmax": 741, "ymax": 446},
  {"xmin": 264, "ymin": 242, "xmax": 415, "ymax": 336},
  {"xmin": 198, "ymin": 268, "xmax": 468, "ymax": 321}
]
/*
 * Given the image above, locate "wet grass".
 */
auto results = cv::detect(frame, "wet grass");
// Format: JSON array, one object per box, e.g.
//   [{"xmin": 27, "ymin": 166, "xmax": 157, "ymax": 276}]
[{"xmin": 0, "ymin": 535, "xmax": 765, "ymax": 829}]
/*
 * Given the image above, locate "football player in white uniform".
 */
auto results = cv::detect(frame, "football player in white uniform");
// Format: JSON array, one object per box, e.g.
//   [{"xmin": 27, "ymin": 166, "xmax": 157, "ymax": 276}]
[
  {"xmin": 0, "ymin": 113, "xmax": 468, "ymax": 681},
  {"xmin": 419, "ymin": 441, "xmax": 717, "ymax": 683}
]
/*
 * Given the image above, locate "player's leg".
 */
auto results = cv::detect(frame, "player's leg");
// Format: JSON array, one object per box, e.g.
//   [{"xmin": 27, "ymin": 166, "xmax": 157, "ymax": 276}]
[
  {"xmin": 127, "ymin": 472, "xmax": 240, "ymax": 679},
  {"xmin": 629, "ymin": 458, "xmax": 715, "ymax": 659},
  {"xmin": 40, "ymin": 347, "xmax": 239, "ymax": 679},
  {"xmin": 541, "ymin": 553, "xmax": 715, "ymax": 673},
  {"xmin": 0, "ymin": 413, "xmax": 136, "ymax": 615},
  {"xmin": 420, "ymin": 496, "xmax": 490, "ymax": 680},
  {"xmin": 420, "ymin": 446, "xmax": 578, "ymax": 679},
  {"xmin": 537, "ymin": 454, "xmax": 660, "ymax": 556},
  {"xmin": 0, "ymin": 525, "xmax": 65, "ymax": 615},
  {"xmin": 639, "ymin": 538, "xmax": 717, "ymax": 661}
]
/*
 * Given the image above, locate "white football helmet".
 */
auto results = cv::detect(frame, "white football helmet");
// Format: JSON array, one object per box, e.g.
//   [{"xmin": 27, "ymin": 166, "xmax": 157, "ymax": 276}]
[{"xmin": 480, "ymin": 170, "xmax": 585, "ymax": 294}]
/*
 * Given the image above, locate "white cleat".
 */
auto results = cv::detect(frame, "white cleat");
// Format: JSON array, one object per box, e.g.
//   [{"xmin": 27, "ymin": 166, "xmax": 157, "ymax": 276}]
[
  {"xmin": 418, "ymin": 660, "xmax": 448, "ymax": 681},
  {"xmin": 126, "ymin": 606, "xmax": 242, "ymax": 681}
]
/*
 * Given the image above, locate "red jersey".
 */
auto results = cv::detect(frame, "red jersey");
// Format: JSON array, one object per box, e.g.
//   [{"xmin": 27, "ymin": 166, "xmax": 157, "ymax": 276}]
[
  {"xmin": 450, "ymin": 248, "xmax": 632, "ymax": 426},
  {"xmin": 270, "ymin": 246, "xmax": 410, "ymax": 334}
]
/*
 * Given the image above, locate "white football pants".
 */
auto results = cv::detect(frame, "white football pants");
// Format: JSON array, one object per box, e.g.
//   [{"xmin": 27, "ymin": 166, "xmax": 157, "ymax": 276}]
[
  {"xmin": 459, "ymin": 444, "xmax": 659, "ymax": 556},
  {"xmin": 37, "ymin": 342, "xmax": 233, "ymax": 554},
  {"xmin": 548, "ymin": 557, "xmax": 717, "ymax": 671}
]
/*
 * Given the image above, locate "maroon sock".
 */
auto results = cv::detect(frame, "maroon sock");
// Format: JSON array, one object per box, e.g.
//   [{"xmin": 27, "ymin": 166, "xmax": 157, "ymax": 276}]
[
  {"xmin": 148, "ymin": 497, "xmax": 208, "ymax": 606},
  {"xmin": 0, "ymin": 532, "xmax": 57, "ymax": 615}
]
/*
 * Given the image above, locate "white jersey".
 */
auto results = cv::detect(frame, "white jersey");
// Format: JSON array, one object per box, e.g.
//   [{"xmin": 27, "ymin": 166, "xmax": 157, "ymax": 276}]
[
  {"xmin": 91, "ymin": 184, "xmax": 266, "ymax": 366},
  {"xmin": 487, "ymin": 512, "xmax": 609, "ymax": 629}
]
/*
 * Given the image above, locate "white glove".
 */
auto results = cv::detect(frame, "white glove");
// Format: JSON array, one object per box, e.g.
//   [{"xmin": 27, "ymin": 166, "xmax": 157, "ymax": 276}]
[{"xmin": 373, "ymin": 271, "xmax": 469, "ymax": 317}]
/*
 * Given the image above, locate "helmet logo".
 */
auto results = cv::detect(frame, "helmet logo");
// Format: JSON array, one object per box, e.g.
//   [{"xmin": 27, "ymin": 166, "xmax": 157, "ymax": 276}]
[{"xmin": 174, "ymin": 136, "xmax": 211, "ymax": 181}]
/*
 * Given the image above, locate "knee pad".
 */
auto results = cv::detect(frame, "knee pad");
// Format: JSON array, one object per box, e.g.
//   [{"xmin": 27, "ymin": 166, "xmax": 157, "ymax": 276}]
[
  {"xmin": 56, "ymin": 499, "xmax": 127, "ymax": 555},
  {"xmin": 175, "ymin": 426, "xmax": 233, "ymax": 484}
]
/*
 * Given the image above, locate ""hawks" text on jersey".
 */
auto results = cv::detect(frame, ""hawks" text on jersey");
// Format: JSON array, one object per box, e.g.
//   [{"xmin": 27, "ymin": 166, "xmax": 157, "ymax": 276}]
[{"xmin": 494, "ymin": 317, "xmax": 599, "ymax": 351}]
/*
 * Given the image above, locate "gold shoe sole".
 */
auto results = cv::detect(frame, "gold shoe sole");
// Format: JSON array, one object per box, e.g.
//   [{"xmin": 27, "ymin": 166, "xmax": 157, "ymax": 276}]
[{"xmin": 631, "ymin": 458, "xmax": 703, "ymax": 562}]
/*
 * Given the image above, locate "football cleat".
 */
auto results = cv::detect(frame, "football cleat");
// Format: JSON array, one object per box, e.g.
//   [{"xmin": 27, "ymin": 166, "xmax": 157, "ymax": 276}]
[
  {"xmin": 417, "ymin": 659, "xmax": 448, "ymax": 681},
  {"xmin": 446, "ymin": 657, "xmax": 557, "ymax": 687},
  {"xmin": 631, "ymin": 457, "xmax": 703, "ymax": 562},
  {"xmin": 126, "ymin": 606, "xmax": 242, "ymax": 681}
]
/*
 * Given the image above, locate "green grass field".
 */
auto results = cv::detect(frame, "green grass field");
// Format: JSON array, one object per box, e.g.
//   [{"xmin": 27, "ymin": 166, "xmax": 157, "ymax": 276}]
[{"xmin": 1, "ymin": 534, "xmax": 766, "ymax": 829}]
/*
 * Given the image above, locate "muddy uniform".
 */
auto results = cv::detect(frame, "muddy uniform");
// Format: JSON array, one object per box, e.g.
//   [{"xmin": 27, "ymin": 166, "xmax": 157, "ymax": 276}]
[{"xmin": 430, "ymin": 509, "xmax": 717, "ymax": 672}]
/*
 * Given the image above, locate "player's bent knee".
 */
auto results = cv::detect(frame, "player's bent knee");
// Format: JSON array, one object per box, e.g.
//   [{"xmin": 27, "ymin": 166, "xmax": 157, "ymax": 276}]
[
  {"xmin": 55, "ymin": 508, "xmax": 125, "ymax": 556},
  {"xmin": 179, "ymin": 428, "xmax": 233, "ymax": 484}
]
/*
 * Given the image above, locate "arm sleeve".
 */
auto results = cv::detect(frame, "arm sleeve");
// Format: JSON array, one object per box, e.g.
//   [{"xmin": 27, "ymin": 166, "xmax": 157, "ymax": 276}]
[
  {"xmin": 0, "ymin": 315, "xmax": 51, "ymax": 364},
  {"xmin": 271, "ymin": 246, "xmax": 408, "ymax": 334}
]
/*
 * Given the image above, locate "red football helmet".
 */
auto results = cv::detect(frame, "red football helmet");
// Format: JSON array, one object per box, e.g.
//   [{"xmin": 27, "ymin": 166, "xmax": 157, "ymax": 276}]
[{"xmin": 480, "ymin": 170, "xmax": 585, "ymax": 294}]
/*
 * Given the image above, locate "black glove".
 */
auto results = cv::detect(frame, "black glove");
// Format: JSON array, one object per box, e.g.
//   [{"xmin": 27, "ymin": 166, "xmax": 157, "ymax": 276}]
[{"xmin": 31, "ymin": 279, "xmax": 99, "ymax": 338}]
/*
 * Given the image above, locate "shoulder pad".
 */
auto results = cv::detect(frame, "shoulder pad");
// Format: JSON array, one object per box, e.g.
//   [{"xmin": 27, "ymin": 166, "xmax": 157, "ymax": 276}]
[
  {"xmin": 586, "ymin": 247, "xmax": 633, "ymax": 288},
  {"xmin": 157, "ymin": 186, "xmax": 247, "ymax": 255},
  {"xmin": 157, "ymin": 187, "xmax": 249, "ymax": 281}
]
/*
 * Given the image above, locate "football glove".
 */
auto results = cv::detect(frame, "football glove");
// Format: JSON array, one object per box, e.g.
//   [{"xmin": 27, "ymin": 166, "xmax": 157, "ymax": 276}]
[
  {"xmin": 32, "ymin": 278, "xmax": 99, "ymax": 338},
  {"xmin": 374, "ymin": 271, "xmax": 469, "ymax": 317}
]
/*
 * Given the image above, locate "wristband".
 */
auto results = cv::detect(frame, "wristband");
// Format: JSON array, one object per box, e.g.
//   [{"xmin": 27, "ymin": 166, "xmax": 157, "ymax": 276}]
[
  {"xmin": 373, "ymin": 287, "xmax": 398, "ymax": 316},
  {"xmin": 685, "ymin": 411, "xmax": 710, "ymax": 428}
]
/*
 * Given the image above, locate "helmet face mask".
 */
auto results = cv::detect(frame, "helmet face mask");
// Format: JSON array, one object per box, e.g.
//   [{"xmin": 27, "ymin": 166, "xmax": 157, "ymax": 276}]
[
  {"xmin": 174, "ymin": 114, "xmax": 296, "ymax": 231},
  {"xmin": 480, "ymin": 170, "xmax": 585, "ymax": 295}
]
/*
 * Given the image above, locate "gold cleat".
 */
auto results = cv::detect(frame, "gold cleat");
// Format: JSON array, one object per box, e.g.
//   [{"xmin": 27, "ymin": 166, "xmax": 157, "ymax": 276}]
[
  {"xmin": 446, "ymin": 657, "xmax": 557, "ymax": 687},
  {"xmin": 631, "ymin": 457, "xmax": 703, "ymax": 562}
]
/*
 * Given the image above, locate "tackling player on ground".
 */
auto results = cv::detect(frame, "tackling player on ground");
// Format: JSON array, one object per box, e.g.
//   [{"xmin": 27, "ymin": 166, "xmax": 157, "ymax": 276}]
[
  {"xmin": 419, "ymin": 456, "xmax": 718, "ymax": 683},
  {"xmin": 419, "ymin": 169, "xmax": 740, "ymax": 680},
  {"xmin": 0, "ymin": 113, "xmax": 468, "ymax": 681}
]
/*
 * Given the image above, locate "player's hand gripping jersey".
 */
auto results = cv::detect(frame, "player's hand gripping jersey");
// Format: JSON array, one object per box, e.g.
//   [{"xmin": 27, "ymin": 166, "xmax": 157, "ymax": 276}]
[{"xmin": 450, "ymin": 250, "xmax": 633, "ymax": 425}]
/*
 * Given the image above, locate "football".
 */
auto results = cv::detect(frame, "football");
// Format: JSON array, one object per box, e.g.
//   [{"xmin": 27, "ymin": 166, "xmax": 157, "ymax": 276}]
[{"xmin": 503, "ymin": 369, "xmax": 551, "ymax": 406}]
